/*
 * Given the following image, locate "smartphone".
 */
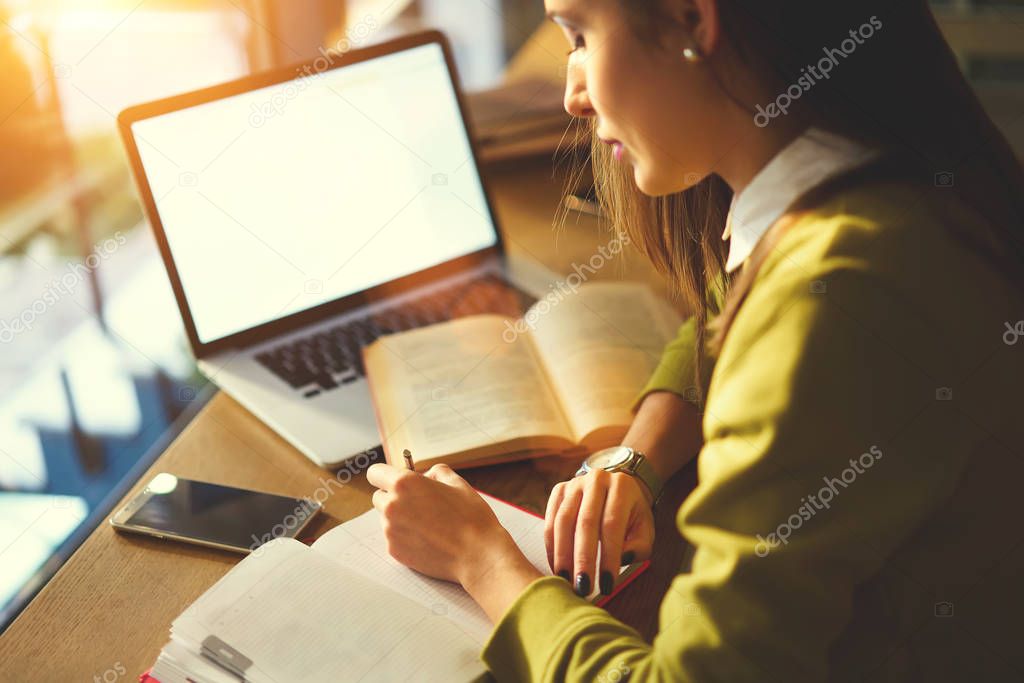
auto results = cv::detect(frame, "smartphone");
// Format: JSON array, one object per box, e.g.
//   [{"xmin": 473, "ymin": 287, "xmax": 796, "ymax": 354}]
[{"xmin": 110, "ymin": 473, "xmax": 320, "ymax": 554}]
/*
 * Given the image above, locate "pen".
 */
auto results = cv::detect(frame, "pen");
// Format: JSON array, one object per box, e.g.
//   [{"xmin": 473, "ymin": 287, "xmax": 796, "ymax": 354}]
[{"xmin": 403, "ymin": 448, "xmax": 415, "ymax": 471}]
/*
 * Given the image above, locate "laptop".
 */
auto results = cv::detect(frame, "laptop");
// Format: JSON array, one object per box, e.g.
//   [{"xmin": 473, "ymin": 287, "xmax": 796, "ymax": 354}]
[{"xmin": 118, "ymin": 30, "xmax": 555, "ymax": 469}]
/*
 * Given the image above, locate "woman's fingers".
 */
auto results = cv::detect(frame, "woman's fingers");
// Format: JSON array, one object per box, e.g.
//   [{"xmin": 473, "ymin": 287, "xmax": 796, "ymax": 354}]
[
  {"xmin": 425, "ymin": 463, "xmax": 466, "ymax": 488},
  {"xmin": 621, "ymin": 476, "xmax": 656, "ymax": 562},
  {"xmin": 573, "ymin": 471, "xmax": 609, "ymax": 596},
  {"xmin": 621, "ymin": 506, "xmax": 655, "ymax": 562},
  {"xmin": 371, "ymin": 487, "xmax": 391, "ymax": 513},
  {"xmin": 367, "ymin": 462, "xmax": 411, "ymax": 491},
  {"xmin": 598, "ymin": 475, "xmax": 632, "ymax": 595},
  {"xmin": 553, "ymin": 484, "xmax": 583, "ymax": 581},
  {"xmin": 544, "ymin": 482, "xmax": 566, "ymax": 572}
]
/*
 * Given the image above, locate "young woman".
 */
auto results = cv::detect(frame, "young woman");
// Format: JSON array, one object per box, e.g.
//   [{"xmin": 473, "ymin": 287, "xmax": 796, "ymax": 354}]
[{"xmin": 367, "ymin": 0, "xmax": 1024, "ymax": 679}]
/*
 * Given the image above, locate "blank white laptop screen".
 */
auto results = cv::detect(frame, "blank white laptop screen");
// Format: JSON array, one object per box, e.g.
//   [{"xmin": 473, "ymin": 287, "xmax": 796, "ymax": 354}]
[{"xmin": 132, "ymin": 43, "xmax": 498, "ymax": 344}]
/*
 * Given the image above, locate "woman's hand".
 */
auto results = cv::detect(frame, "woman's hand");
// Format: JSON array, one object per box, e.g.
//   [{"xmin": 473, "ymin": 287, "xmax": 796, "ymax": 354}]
[
  {"xmin": 367, "ymin": 462, "xmax": 544, "ymax": 622},
  {"xmin": 367, "ymin": 462, "xmax": 522, "ymax": 586},
  {"xmin": 545, "ymin": 469, "xmax": 655, "ymax": 597}
]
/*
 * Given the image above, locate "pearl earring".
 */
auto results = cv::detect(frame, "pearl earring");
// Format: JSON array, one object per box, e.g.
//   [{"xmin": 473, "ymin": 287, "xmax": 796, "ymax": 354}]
[{"xmin": 682, "ymin": 46, "xmax": 702, "ymax": 63}]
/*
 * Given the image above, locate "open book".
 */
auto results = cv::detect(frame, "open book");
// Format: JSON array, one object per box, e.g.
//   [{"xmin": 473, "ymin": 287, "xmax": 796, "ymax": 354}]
[
  {"xmin": 148, "ymin": 494, "xmax": 647, "ymax": 683},
  {"xmin": 363, "ymin": 282, "xmax": 681, "ymax": 469}
]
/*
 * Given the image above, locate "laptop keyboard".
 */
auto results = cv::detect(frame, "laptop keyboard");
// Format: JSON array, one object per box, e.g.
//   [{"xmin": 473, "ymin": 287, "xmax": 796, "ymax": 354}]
[{"xmin": 254, "ymin": 274, "xmax": 536, "ymax": 398}]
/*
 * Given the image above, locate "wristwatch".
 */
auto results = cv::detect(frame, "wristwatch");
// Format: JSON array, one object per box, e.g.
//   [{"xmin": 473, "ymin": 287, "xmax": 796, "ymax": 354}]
[{"xmin": 575, "ymin": 446, "xmax": 663, "ymax": 507}]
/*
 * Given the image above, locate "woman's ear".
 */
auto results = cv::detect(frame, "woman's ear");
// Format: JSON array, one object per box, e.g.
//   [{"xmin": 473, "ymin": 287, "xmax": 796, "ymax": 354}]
[{"xmin": 666, "ymin": 0, "xmax": 721, "ymax": 57}]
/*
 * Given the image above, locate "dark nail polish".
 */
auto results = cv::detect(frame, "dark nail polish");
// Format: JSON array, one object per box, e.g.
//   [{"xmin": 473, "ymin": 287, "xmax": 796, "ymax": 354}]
[
  {"xmin": 558, "ymin": 570, "xmax": 571, "ymax": 582},
  {"xmin": 599, "ymin": 571, "xmax": 614, "ymax": 596},
  {"xmin": 574, "ymin": 572, "xmax": 591, "ymax": 597},
  {"xmin": 620, "ymin": 551, "xmax": 635, "ymax": 566}
]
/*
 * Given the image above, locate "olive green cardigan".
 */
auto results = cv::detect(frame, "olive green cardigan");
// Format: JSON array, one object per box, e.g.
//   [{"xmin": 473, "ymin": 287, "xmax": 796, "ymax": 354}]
[{"xmin": 481, "ymin": 178, "xmax": 1024, "ymax": 681}]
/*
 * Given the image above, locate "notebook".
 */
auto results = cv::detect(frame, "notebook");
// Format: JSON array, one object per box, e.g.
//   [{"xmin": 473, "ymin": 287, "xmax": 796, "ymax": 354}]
[{"xmin": 148, "ymin": 493, "xmax": 647, "ymax": 683}]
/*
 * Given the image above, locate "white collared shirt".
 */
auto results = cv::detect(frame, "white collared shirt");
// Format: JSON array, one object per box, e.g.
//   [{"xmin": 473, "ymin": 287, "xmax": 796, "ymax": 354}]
[{"xmin": 723, "ymin": 127, "xmax": 881, "ymax": 272}]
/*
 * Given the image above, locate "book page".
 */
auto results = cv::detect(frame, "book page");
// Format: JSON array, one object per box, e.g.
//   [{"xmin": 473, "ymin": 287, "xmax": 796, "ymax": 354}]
[
  {"xmin": 364, "ymin": 314, "xmax": 573, "ymax": 464},
  {"xmin": 171, "ymin": 538, "xmax": 485, "ymax": 683},
  {"xmin": 526, "ymin": 282, "xmax": 681, "ymax": 445},
  {"xmin": 311, "ymin": 494, "xmax": 550, "ymax": 642}
]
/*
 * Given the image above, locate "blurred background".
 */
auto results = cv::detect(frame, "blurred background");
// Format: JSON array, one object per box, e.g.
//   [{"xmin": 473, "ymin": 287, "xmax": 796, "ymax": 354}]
[{"xmin": 0, "ymin": 0, "xmax": 1022, "ymax": 632}]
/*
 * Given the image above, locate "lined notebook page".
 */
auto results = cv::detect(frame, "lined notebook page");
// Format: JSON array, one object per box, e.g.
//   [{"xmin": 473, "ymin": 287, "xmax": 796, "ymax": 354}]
[
  {"xmin": 311, "ymin": 493, "xmax": 550, "ymax": 642},
  {"xmin": 172, "ymin": 538, "xmax": 485, "ymax": 682}
]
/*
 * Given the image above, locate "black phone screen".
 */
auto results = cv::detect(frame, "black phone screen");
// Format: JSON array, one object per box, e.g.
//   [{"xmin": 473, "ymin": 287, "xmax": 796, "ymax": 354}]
[{"xmin": 123, "ymin": 475, "xmax": 316, "ymax": 551}]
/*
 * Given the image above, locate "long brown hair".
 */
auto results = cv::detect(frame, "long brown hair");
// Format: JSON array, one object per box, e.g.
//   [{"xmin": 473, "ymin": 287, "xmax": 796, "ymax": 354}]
[{"xmin": 573, "ymin": 0, "xmax": 1024, "ymax": 401}]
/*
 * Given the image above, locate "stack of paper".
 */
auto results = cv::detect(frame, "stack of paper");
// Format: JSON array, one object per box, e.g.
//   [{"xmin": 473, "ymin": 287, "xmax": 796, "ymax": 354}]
[{"xmin": 147, "ymin": 494, "xmax": 645, "ymax": 682}]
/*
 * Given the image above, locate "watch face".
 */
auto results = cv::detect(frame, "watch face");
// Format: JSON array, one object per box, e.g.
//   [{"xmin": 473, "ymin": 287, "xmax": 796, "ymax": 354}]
[{"xmin": 588, "ymin": 446, "xmax": 632, "ymax": 470}]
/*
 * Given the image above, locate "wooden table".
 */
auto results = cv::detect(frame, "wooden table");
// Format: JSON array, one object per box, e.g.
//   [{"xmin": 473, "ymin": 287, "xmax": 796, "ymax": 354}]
[{"xmin": 0, "ymin": 154, "xmax": 694, "ymax": 681}]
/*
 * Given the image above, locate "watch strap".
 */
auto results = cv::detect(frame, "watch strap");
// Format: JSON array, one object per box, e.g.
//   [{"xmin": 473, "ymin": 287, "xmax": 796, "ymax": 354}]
[{"xmin": 630, "ymin": 453, "xmax": 663, "ymax": 507}]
